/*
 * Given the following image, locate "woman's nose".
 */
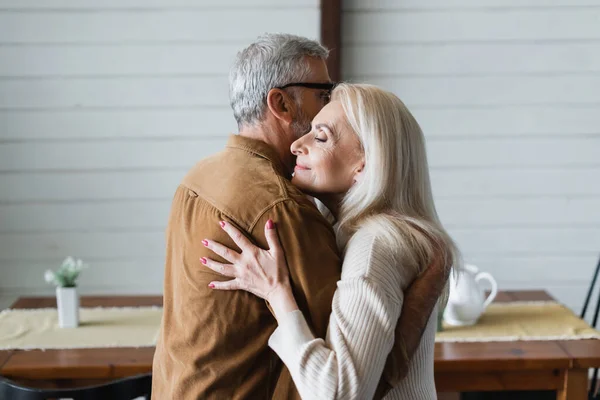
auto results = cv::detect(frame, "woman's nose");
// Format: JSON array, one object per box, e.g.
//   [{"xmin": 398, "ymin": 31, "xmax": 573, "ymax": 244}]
[{"xmin": 291, "ymin": 138, "xmax": 305, "ymax": 155}]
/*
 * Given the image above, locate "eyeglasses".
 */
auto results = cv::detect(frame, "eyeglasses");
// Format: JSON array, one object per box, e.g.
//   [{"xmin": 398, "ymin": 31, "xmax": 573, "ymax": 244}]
[
  {"xmin": 275, "ymin": 82, "xmax": 336, "ymax": 103},
  {"xmin": 275, "ymin": 82, "xmax": 336, "ymax": 91}
]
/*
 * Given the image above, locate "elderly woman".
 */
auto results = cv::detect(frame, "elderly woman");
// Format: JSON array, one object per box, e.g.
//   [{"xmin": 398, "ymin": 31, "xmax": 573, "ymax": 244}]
[{"xmin": 202, "ymin": 83, "xmax": 460, "ymax": 399}]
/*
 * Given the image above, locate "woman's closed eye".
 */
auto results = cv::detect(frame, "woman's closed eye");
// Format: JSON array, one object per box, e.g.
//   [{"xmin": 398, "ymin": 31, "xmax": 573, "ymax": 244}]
[{"xmin": 313, "ymin": 124, "xmax": 332, "ymax": 143}]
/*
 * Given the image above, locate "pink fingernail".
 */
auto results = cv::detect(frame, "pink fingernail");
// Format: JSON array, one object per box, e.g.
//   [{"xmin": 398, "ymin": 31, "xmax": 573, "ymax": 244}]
[
  {"xmin": 202, "ymin": 239, "xmax": 208, "ymax": 246},
  {"xmin": 219, "ymin": 221, "xmax": 226, "ymax": 228},
  {"xmin": 200, "ymin": 257, "xmax": 207, "ymax": 264},
  {"xmin": 208, "ymin": 283, "xmax": 215, "ymax": 288},
  {"xmin": 266, "ymin": 219, "xmax": 274, "ymax": 229}
]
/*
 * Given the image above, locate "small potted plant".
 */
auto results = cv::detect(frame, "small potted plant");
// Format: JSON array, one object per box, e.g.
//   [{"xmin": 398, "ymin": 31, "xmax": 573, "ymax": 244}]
[{"xmin": 44, "ymin": 257, "xmax": 88, "ymax": 328}]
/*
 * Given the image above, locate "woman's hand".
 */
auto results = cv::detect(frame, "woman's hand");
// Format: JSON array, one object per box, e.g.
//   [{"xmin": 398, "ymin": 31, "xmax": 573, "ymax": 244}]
[{"xmin": 201, "ymin": 220, "xmax": 299, "ymax": 320}]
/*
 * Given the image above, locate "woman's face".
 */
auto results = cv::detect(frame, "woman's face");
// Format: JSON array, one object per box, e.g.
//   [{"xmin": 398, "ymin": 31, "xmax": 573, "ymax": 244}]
[{"xmin": 290, "ymin": 101, "xmax": 364, "ymax": 197}]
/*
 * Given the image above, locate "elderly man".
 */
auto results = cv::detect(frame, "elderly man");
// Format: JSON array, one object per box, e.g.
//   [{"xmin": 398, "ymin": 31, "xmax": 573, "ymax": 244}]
[{"xmin": 152, "ymin": 33, "xmax": 447, "ymax": 399}]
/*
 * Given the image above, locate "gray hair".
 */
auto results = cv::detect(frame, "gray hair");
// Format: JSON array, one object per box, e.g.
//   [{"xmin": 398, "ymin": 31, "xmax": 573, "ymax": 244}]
[{"xmin": 229, "ymin": 33, "xmax": 329, "ymax": 128}]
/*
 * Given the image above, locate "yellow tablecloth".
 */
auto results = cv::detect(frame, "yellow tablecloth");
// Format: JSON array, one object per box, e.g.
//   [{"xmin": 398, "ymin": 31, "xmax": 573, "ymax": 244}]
[
  {"xmin": 436, "ymin": 301, "xmax": 600, "ymax": 342},
  {"xmin": 2, "ymin": 301, "xmax": 596, "ymax": 349},
  {"xmin": 0, "ymin": 307, "xmax": 162, "ymax": 350}
]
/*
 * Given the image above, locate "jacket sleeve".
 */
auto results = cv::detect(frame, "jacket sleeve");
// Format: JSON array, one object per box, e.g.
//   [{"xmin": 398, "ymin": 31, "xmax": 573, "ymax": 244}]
[{"xmin": 253, "ymin": 198, "xmax": 342, "ymax": 338}]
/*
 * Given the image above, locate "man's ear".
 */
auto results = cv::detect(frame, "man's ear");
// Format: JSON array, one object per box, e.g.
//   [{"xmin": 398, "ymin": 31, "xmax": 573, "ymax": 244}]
[{"xmin": 266, "ymin": 88, "xmax": 294, "ymax": 124}]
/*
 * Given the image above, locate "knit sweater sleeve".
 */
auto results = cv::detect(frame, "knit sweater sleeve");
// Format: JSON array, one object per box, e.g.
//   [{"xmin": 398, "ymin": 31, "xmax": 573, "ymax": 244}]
[{"xmin": 268, "ymin": 229, "xmax": 413, "ymax": 400}]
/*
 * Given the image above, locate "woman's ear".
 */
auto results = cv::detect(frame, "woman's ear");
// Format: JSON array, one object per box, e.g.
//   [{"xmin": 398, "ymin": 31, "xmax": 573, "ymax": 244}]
[
  {"xmin": 266, "ymin": 88, "xmax": 294, "ymax": 124},
  {"xmin": 353, "ymin": 159, "xmax": 365, "ymax": 184}
]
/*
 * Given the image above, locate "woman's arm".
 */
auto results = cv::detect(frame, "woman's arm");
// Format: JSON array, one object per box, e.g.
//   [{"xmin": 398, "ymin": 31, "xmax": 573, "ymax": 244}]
[
  {"xmin": 203, "ymin": 222, "xmax": 409, "ymax": 400},
  {"xmin": 268, "ymin": 269, "xmax": 403, "ymax": 399}
]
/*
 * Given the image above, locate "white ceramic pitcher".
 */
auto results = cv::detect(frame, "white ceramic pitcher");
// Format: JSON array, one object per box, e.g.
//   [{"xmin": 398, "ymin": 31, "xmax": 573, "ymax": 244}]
[{"xmin": 443, "ymin": 264, "xmax": 498, "ymax": 326}]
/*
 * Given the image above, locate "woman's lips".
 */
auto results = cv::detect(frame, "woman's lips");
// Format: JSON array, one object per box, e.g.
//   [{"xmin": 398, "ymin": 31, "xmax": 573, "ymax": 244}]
[{"xmin": 294, "ymin": 163, "xmax": 310, "ymax": 171}]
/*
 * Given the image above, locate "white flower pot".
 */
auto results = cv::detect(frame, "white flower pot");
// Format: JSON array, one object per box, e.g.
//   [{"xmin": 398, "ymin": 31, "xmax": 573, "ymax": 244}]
[{"xmin": 56, "ymin": 287, "xmax": 79, "ymax": 328}]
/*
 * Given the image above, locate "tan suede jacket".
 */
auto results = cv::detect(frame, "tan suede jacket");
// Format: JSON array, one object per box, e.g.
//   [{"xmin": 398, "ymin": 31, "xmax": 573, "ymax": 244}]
[{"xmin": 151, "ymin": 135, "xmax": 341, "ymax": 399}]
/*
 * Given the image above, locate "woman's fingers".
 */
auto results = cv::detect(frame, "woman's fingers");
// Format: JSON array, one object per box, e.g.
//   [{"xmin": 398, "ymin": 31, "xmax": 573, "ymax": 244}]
[
  {"xmin": 201, "ymin": 257, "xmax": 237, "ymax": 278},
  {"xmin": 264, "ymin": 219, "xmax": 283, "ymax": 256},
  {"xmin": 219, "ymin": 221, "xmax": 254, "ymax": 252},
  {"xmin": 209, "ymin": 278, "xmax": 243, "ymax": 291},
  {"xmin": 202, "ymin": 239, "xmax": 240, "ymax": 263}
]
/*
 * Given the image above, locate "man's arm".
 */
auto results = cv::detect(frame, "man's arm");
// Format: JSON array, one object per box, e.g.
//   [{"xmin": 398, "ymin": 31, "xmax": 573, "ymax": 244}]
[
  {"xmin": 253, "ymin": 199, "xmax": 342, "ymax": 338},
  {"xmin": 251, "ymin": 199, "xmax": 341, "ymax": 400},
  {"xmin": 382, "ymin": 256, "xmax": 450, "ymax": 386}
]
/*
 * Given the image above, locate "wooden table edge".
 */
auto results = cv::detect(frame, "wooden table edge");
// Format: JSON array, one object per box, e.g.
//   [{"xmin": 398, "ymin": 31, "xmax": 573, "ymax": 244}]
[
  {"xmin": 556, "ymin": 339, "xmax": 600, "ymax": 369},
  {"xmin": 0, "ymin": 350, "xmax": 14, "ymax": 372}
]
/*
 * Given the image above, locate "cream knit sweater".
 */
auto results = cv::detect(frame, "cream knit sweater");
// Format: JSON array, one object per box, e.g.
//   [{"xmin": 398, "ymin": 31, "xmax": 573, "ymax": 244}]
[{"xmin": 269, "ymin": 227, "xmax": 438, "ymax": 400}]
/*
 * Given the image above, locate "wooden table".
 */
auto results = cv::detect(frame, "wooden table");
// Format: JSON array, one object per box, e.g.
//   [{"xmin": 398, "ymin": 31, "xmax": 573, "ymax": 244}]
[
  {"xmin": 1, "ymin": 291, "xmax": 598, "ymax": 399},
  {"xmin": 435, "ymin": 290, "xmax": 597, "ymax": 399}
]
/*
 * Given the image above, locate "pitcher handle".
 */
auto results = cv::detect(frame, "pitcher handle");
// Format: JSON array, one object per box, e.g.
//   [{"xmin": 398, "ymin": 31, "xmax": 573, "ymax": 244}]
[{"xmin": 475, "ymin": 272, "xmax": 498, "ymax": 309}]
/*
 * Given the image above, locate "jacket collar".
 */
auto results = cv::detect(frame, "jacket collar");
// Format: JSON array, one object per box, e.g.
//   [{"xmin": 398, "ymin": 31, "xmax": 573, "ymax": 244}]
[{"xmin": 226, "ymin": 134, "xmax": 289, "ymax": 178}]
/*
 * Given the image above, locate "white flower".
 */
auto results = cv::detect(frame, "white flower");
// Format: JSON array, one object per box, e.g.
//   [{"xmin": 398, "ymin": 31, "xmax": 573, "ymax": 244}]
[
  {"xmin": 74, "ymin": 258, "xmax": 88, "ymax": 271},
  {"xmin": 62, "ymin": 256, "xmax": 76, "ymax": 270},
  {"xmin": 44, "ymin": 270, "xmax": 56, "ymax": 284},
  {"xmin": 46, "ymin": 256, "xmax": 89, "ymax": 287}
]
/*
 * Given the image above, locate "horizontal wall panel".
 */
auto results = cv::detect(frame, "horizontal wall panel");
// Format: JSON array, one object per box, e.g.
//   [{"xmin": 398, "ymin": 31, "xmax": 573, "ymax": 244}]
[
  {"xmin": 2, "ymin": 168, "xmax": 599, "ymax": 203},
  {"xmin": 0, "ymin": 201, "xmax": 171, "ymax": 232},
  {"xmin": 0, "ymin": 286, "xmax": 161, "ymax": 298},
  {"xmin": 354, "ymin": 76, "xmax": 600, "ymax": 106},
  {"xmin": 0, "ymin": 171, "xmax": 184, "ymax": 202},
  {"xmin": 0, "ymin": 0, "xmax": 317, "ymax": 8},
  {"xmin": 3, "ymin": 106, "xmax": 598, "ymax": 140},
  {"xmin": 413, "ymin": 106, "xmax": 600, "ymax": 137},
  {"xmin": 1, "ymin": 228, "xmax": 598, "ymax": 261},
  {"xmin": 2, "ymin": 197, "xmax": 598, "ymax": 233},
  {"xmin": 1, "ymin": 137, "xmax": 599, "ymax": 171},
  {"xmin": 431, "ymin": 168, "xmax": 600, "ymax": 197},
  {"xmin": 463, "ymin": 255, "xmax": 598, "ymax": 283},
  {"xmin": 437, "ymin": 198, "xmax": 600, "ymax": 227},
  {"xmin": 343, "ymin": 9, "xmax": 600, "ymax": 44},
  {"xmin": 0, "ymin": 109, "xmax": 237, "ymax": 140},
  {"xmin": 0, "ymin": 231, "xmax": 167, "ymax": 260},
  {"xmin": 0, "ymin": 44, "xmax": 239, "ymax": 76},
  {"xmin": 0, "ymin": 10, "xmax": 320, "ymax": 43},
  {"xmin": 4, "ymin": 76, "xmax": 600, "ymax": 110},
  {"xmin": 0, "ymin": 138, "xmax": 227, "ymax": 171},
  {"xmin": 451, "ymin": 227, "xmax": 600, "ymax": 253},
  {"xmin": 344, "ymin": 0, "xmax": 600, "ymax": 9},
  {"xmin": 0, "ymin": 258, "xmax": 165, "ymax": 290},
  {"xmin": 0, "ymin": 77, "xmax": 230, "ymax": 108},
  {"xmin": 427, "ymin": 138, "xmax": 600, "ymax": 168},
  {"xmin": 344, "ymin": 43, "xmax": 600, "ymax": 76}
]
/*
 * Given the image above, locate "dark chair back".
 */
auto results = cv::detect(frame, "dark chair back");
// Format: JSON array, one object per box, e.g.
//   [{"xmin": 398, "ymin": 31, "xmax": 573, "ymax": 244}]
[
  {"xmin": 581, "ymin": 254, "xmax": 600, "ymax": 399},
  {"xmin": 0, "ymin": 373, "xmax": 151, "ymax": 400}
]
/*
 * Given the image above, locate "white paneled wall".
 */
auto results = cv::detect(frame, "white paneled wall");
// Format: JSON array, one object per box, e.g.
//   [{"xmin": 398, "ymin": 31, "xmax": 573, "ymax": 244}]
[
  {"xmin": 343, "ymin": 0, "xmax": 600, "ymax": 312},
  {"xmin": 0, "ymin": 0, "xmax": 320, "ymax": 300},
  {"xmin": 1, "ymin": 0, "xmax": 599, "ymax": 314}
]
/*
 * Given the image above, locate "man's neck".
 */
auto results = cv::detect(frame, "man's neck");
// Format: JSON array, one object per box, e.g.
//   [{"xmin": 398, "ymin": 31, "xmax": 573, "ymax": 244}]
[{"xmin": 239, "ymin": 125, "xmax": 293, "ymax": 177}]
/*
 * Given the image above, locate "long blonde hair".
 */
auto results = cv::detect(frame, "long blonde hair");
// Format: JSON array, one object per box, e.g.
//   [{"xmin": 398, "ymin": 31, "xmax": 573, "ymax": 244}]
[{"xmin": 333, "ymin": 83, "xmax": 461, "ymax": 288}]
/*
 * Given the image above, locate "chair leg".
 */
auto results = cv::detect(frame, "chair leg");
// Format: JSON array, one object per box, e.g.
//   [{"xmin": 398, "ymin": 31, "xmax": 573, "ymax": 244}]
[
  {"xmin": 582, "ymin": 256, "xmax": 600, "ymax": 319},
  {"xmin": 590, "ymin": 368, "xmax": 599, "ymax": 399},
  {"xmin": 588, "ymin": 256, "xmax": 600, "ymax": 398}
]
